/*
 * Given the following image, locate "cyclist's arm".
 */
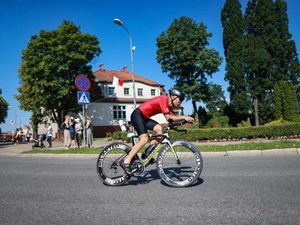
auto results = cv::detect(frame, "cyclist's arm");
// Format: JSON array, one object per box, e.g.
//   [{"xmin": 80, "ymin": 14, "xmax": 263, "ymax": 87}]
[{"xmin": 164, "ymin": 114, "xmax": 194, "ymax": 123}]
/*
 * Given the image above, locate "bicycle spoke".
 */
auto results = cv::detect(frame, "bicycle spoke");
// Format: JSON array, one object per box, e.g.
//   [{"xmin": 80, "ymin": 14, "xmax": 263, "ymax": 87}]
[
  {"xmin": 157, "ymin": 141, "xmax": 203, "ymax": 187},
  {"xmin": 96, "ymin": 142, "xmax": 131, "ymax": 186}
]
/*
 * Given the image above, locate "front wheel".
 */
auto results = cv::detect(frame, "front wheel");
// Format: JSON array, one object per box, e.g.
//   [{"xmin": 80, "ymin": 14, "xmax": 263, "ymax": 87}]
[
  {"xmin": 156, "ymin": 141, "xmax": 203, "ymax": 187},
  {"xmin": 96, "ymin": 142, "xmax": 131, "ymax": 186}
]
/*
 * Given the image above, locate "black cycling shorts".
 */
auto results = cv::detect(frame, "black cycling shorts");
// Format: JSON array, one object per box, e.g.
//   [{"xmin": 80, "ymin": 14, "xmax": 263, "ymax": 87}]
[{"xmin": 131, "ymin": 108, "xmax": 158, "ymax": 136}]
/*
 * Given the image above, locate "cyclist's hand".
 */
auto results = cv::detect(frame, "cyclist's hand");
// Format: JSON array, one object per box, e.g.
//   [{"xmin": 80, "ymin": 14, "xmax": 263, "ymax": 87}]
[
  {"xmin": 184, "ymin": 116, "xmax": 194, "ymax": 123},
  {"xmin": 161, "ymin": 123, "xmax": 169, "ymax": 128}
]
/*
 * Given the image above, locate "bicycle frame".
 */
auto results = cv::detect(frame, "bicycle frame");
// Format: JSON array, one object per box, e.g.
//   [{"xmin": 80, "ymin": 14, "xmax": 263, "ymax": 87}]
[{"xmin": 128, "ymin": 130, "xmax": 179, "ymax": 167}]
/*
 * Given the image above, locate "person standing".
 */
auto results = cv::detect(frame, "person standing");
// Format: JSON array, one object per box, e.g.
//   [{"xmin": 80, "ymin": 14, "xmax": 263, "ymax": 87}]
[
  {"xmin": 86, "ymin": 116, "xmax": 93, "ymax": 148},
  {"xmin": 70, "ymin": 117, "xmax": 77, "ymax": 148},
  {"xmin": 46, "ymin": 122, "xmax": 53, "ymax": 148},
  {"xmin": 63, "ymin": 115, "xmax": 71, "ymax": 149},
  {"xmin": 75, "ymin": 118, "xmax": 83, "ymax": 148}
]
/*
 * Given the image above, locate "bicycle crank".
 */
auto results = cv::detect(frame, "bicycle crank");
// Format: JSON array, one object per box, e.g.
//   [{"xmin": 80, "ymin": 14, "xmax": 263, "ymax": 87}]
[{"xmin": 131, "ymin": 161, "xmax": 144, "ymax": 175}]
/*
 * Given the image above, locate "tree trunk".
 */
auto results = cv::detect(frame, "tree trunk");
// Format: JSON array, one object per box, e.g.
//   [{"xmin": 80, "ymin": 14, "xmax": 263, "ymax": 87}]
[
  {"xmin": 192, "ymin": 99, "xmax": 199, "ymax": 125},
  {"xmin": 253, "ymin": 97, "xmax": 259, "ymax": 126}
]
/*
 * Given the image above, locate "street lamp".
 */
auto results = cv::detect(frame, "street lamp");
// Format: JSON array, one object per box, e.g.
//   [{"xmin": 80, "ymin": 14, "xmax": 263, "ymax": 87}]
[
  {"xmin": 113, "ymin": 18, "xmax": 137, "ymax": 109},
  {"xmin": 8, "ymin": 106, "xmax": 17, "ymax": 131}
]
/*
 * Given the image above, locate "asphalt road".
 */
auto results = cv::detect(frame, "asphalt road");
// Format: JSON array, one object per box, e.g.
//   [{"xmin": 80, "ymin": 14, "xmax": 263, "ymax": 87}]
[{"xmin": 0, "ymin": 155, "xmax": 299, "ymax": 225}]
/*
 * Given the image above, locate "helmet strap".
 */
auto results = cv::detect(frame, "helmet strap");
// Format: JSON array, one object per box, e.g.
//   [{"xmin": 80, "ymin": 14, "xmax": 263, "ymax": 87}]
[{"xmin": 170, "ymin": 96, "xmax": 178, "ymax": 108}]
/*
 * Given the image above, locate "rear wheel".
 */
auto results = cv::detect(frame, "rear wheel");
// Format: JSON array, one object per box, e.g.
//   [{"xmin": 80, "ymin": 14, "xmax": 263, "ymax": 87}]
[
  {"xmin": 156, "ymin": 141, "xmax": 203, "ymax": 187},
  {"xmin": 96, "ymin": 142, "xmax": 131, "ymax": 186}
]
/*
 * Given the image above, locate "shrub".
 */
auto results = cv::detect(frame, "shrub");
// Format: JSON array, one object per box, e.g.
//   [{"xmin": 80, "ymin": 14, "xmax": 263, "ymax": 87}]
[
  {"xmin": 169, "ymin": 122, "xmax": 300, "ymax": 141},
  {"xmin": 207, "ymin": 116, "xmax": 229, "ymax": 128},
  {"xmin": 237, "ymin": 120, "xmax": 251, "ymax": 127}
]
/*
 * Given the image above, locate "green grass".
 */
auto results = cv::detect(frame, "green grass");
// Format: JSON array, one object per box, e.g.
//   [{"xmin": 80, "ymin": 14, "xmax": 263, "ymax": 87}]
[
  {"xmin": 198, "ymin": 140, "xmax": 300, "ymax": 152},
  {"xmin": 22, "ymin": 140, "xmax": 300, "ymax": 154}
]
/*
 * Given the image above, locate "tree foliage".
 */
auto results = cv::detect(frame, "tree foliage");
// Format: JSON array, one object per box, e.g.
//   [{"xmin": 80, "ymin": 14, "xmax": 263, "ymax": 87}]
[
  {"xmin": 222, "ymin": 0, "xmax": 300, "ymax": 126},
  {"xmin": 0, "ymin": 89, "xmax": 9, "ymax": 124},
  {"xmin": 16, "ymin": 21, "xmax": 101, "ymax": 127},
  {"xmin": 156, "ymin": 16, "xmax": 222, "ymax": 122},
  {"xmin": 221, "ymin": 0, "xmax": 251, "ymax": 125},
  {"xmin": 274, "ymin": 80, "xmax": 299, "ymax": 121}
]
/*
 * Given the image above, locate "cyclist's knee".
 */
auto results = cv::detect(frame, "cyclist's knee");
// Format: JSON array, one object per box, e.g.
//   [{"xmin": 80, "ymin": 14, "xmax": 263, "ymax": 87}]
[
  {"xmin": 153, "ymin": 124, "xmax": 163, "ymax": 134},
  {"xmin": 139, "ymin": 134, "xmax": 149, "ymax": 144}
]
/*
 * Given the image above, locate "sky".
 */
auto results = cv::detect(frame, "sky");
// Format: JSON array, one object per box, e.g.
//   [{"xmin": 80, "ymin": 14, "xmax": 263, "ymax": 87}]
[{"xmin": 0, "ymin": 0, "xmax": 299, "ymax": 132}]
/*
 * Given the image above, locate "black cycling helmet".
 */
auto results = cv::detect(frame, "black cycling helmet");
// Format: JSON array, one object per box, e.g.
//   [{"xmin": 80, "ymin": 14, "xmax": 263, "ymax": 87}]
[{"xmin": 168, "ymin": 88, "xmax": 185, "ymax": 102}]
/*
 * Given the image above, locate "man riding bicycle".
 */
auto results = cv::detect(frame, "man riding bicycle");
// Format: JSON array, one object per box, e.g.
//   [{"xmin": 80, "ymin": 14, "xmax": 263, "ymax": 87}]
[{"xmin": 120, "ymin": 88, "xmax": 194, "ymax": 174}]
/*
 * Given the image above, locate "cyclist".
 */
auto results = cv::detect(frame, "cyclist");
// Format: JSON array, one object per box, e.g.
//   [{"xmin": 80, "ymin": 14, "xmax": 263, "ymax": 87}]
[{"xmin": 120, "ymin": 88, "xmax": 194, "ymax": 174}]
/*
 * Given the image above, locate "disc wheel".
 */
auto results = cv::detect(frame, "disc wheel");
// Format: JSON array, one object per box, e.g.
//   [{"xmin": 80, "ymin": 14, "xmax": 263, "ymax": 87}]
[{"xmin": 156, "ymin": 141, "xmax": 203, "ymax": 187}]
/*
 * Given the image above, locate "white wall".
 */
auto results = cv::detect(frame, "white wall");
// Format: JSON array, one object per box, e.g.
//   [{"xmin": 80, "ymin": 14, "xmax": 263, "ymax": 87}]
[
  {"xmin": 87, "ymin": 81, "xmax": 165, "ymax": 126},
  {"xmin": 106, "ymin": 82, "xmax": 160, "ymax": 100}
]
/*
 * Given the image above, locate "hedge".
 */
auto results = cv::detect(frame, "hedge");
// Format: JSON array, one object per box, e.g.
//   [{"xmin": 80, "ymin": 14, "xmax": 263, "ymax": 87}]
[{"xmin": 169, "ymin": 122, "xmax": 300, "ymax": 141}]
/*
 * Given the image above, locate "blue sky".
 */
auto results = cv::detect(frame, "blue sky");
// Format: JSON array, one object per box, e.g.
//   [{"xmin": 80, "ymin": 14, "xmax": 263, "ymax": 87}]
[{"xmin": 0, "ymin": 0, "xmax": 299, "ymax": 132}]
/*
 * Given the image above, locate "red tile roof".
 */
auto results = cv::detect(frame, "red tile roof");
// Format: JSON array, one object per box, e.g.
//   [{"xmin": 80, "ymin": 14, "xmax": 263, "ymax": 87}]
[{"xmin": 94, "ymin": 68, "xmax": 164, "ymax": 87}]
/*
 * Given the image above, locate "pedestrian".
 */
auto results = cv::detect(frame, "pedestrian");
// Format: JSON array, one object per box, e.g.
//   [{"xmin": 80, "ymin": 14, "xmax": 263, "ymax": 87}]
[
  {"xmin": 63, "ymin": 115, "xmax": 71, "ymax": 149},
  {"xmin": 46, "ymin": 122, "xmax": 53, "ymax": 148},
  {"xmin": 75, "ymin": 118, "xmax": 82, "ymax": 148},
  {"xmin": 86, "ymin": 116, "xmax": 93, "ymax": 148},
  {"xmin": 70, "ymin": 117, "xmax": 77, "ymax": 148}
]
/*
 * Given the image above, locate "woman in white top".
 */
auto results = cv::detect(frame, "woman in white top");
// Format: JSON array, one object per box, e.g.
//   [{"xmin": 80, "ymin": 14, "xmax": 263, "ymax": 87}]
[{"xmin": 46, "ymin": 122, "xmax": 53, "ymax": 148}]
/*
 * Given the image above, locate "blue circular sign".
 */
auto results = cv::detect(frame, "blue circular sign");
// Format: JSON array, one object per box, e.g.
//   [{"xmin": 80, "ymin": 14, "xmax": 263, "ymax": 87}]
[{"xmin": 75, "ymin": 75, "xmax": 91, "ymax": 91}]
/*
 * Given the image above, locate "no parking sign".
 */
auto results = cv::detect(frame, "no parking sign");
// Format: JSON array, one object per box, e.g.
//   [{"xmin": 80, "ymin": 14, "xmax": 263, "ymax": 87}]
[{"xmin": 75, "ymin": 75, "xmax": 91, "ymax": 92}]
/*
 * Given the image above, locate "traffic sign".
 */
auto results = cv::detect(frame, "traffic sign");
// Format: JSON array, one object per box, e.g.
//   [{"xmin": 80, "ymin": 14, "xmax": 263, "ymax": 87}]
[
  {"xmin": 75, "ymin": 75, "xmax": 91, "ymax": 91},
  {"xmin": 77, "ymin": 91, "xmax": 90, "ymax": 105}
]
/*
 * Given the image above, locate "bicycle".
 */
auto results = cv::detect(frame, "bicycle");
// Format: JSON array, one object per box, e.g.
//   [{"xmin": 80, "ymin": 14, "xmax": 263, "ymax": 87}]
[{"xmin": 96, "ymin": 120, "xmax": 203, "ymax": 187}]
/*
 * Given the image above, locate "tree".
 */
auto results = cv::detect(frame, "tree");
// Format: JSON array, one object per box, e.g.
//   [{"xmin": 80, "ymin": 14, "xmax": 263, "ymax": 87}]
[
  {"xmin": 274, "ymin": 0, "xmax": 300, "ymax": 97},
  {"xmin": 274, "ymin": 80, "xmax": 299, "ymax": 121},
  {"xmin": 221, "ymin": 0, "xmax": 251, "ymax": 125},
  {"xmin": 205, "ymin": 83, "xmax": 227, "ymax": 117},
  {"xmin": 16, "ymin": 21, "xmax": 101, "ymax": 128},
  {"xmin": 156, "ymin": 16, "xmax": 222, "ymax": 123},
  {"xmin": 283, "ymin": 82, "xmax": 299, "ymax": 121},
  {"xmin": 243, "ymin": 0, "xmax": 300, "ymax": 125},
  {"xmin": 0, "ymin": 89, "xmax": 9, "ymax": 124},
  {"xmin": 274, "ymin": 82, "xmax": 283, "ymax": 119},
  {"xmin": 244, "ymin": 0, "xmax": 280, "ymax": 125}
]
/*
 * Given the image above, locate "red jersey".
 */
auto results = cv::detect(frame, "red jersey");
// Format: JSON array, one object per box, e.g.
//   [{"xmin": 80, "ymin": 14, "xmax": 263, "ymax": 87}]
[{"xmin": 138, "ymin": 95, "xmax": 173, "ymax": 118}]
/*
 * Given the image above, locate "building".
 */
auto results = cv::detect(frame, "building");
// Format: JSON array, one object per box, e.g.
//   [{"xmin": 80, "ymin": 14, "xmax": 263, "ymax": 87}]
[{"xmin": 87, "ymin": 64, "xmax": 166, "ymax": 137}]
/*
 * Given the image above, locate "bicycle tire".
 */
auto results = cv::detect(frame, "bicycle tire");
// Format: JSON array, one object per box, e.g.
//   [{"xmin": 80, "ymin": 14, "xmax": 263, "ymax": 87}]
[
  {"xmin": 156, "ymin": 141, "xmax": 203, "ymax": 187},
  {"xmin": 96, "ymin": 142, "xmax": 131, "ymax": 186}
]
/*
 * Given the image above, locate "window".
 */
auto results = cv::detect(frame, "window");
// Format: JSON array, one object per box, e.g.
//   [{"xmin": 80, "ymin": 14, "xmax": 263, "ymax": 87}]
[
  {"xmin": 124, "ymin": 88, "xmax": 129, "ymax": 96},
  {"xmin": 108, "ymin": 87, "xmax": 115, "ymax": 96},
  {"xmin": 113, "ymin": 105, "xmax": 126, "ymax": 119},
  {"xmin": 151, "ymin": 89, "xmax": 156, "ymax": 96},
  {"xmin": 138, "ymin": 88, "xmax": 143, "ymax": 96}
]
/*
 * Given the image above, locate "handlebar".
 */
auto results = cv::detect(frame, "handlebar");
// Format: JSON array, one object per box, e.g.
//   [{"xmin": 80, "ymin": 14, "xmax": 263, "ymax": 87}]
[
  {"xmin": 167, "ymin": 119, "xmax": 188, "ymax": 133},
  {"xmin": 168, "ymin": 119, "xmax": 187, "ymax": 128}
]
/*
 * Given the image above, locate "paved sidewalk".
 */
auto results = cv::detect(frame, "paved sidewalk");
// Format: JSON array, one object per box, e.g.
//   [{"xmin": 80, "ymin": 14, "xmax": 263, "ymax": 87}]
[
  {"xmin": 0, "ymin": 139, "xmax": 299, "ymax": 158},
  {"xmin": 0, "ymin": 139, "xmax": 115, "ymax": 156}
]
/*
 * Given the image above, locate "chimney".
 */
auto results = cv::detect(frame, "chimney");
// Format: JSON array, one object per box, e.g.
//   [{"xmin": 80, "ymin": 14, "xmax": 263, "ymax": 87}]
[
  {"xmin": 121, "ymin": 66, "xmax": 128, "ymax": 73},
  {"xmin": 99, "ymin": 64, "xmax": 105, "ymax": 71}
]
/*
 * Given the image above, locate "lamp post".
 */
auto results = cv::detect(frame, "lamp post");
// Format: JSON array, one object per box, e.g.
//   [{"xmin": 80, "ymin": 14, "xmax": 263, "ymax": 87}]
[
  {"xmin": 8, "ymin": 106, "xmax": 17, "ymax": 131},
  {"xmin": 113, "ymin": 18, "xmax": 137, "ymax": 109}
]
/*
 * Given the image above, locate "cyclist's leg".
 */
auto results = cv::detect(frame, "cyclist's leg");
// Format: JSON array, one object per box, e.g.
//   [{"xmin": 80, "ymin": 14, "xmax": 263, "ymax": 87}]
[
  {"xmin": 124, "ymin": 134, "xmax": 148, "ymax": 164},
  {"xmin": 151, "ymin": 123, "xmax": 163, "ymax": 145},
  {"xmin": 123, "ymin": 109, "xmax": 149, "ymax": 165}
]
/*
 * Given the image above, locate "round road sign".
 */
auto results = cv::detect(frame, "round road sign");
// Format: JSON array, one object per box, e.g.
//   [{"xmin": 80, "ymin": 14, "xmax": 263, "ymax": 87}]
[{"xmin": 75, "ymin": 75, "xmax": 91, "ymax": 91}]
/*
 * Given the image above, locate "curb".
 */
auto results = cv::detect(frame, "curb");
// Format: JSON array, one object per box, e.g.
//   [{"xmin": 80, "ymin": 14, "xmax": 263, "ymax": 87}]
[
  {"xmin": 14, "ymin": 148, "xmax": 300, "ymax": 158},
  {"xmin": 201, "ymin": 148, "xmax": 299, "ymax": 157}
]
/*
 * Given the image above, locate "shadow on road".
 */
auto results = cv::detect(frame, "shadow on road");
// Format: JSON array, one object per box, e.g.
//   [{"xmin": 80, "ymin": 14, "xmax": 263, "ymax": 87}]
[{"xmin": 127, "ymin": 168, "xmax": 204, "ymax": 187}]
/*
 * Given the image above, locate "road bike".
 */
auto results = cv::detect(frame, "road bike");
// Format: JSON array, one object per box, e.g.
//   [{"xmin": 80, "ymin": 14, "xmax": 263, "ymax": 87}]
[{"xmin": 96, "ymin": 120, "xmax": 203, "ymax": 187}]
